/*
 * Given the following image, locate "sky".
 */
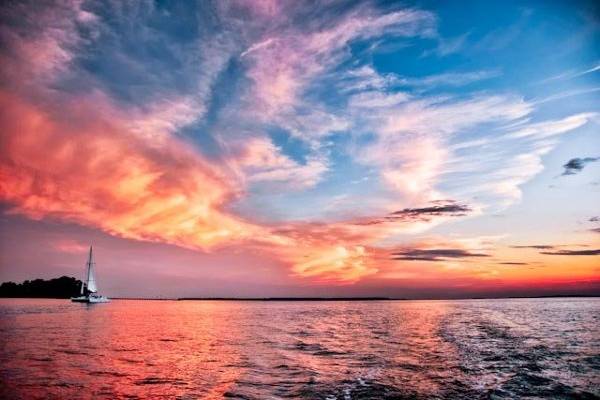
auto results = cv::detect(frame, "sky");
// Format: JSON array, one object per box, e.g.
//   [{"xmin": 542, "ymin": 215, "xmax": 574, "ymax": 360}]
[{"xmin": 0, "ymin": 0, "xmax": 598, "ymax": 298}]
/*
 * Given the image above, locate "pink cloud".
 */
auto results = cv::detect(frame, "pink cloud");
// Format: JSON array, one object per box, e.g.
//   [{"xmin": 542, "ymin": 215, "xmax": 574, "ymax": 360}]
[
  {"xmin": 0, "ymin": 90, "xmax": 264, "ymax": 251},
  {"xmin": 351, "ymin": 94, "xmax": 534, "ymax": 205},
  {"xmin": 226, "ymin": 137, "xmax": 328, "ymax": 189},
  {"xmin": 53, "ymin": 239, "xmax": 88, "ymax": 254},
  {"xmin": 240, "ymin": 7, "xmax": 434, "ymax": 118},
  {"xmin": 0, "ymin": 0, "xmax": 96, "ymax": 86}
]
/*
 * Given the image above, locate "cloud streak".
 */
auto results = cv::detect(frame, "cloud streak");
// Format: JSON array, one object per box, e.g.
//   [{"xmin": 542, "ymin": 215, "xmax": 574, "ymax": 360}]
[
  {"xmin": 391, "ymin": 248, "xmax": 490, "ymax": 262},
  {"xmin": 540, "ymin": 249, "xmax": 600, "ymax": 256},
  {"xmin": 390, "ymin": 201, "xmax": 471, "ymax": 219},
  {"xmin": 499, "ymin": 262, "xmax": 529, "ymax": 265},
  {"xmin": 511, "ymin": 245, "xmax": 555, "ymax": 250},
  {"xmin": 561, "ymin": 157, "xmax": 599, "ymax": 176}
]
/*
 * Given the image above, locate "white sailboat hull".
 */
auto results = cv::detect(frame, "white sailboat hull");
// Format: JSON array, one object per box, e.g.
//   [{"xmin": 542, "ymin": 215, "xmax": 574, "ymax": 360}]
[{"xmin": 71, "ymin": 294, "xmax": 110, "ymax": 303}]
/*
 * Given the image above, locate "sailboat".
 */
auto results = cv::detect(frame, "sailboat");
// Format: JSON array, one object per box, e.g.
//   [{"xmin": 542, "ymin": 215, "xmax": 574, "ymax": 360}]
[{"xmin": 71, "ymin": 246, "xmax": 110, "ymax": 303}]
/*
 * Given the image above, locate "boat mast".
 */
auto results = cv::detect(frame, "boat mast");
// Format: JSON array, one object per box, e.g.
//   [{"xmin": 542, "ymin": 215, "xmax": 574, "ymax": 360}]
[
  {"xmin": 85, "ymin": 246, "xmax": 98, "ymax": 294},
  {"xmin": 81, "ymin": 246, "xmax": 93, "ymax": 295},
  {"xmin": 80, "ymin": 261, "xmax": 85, "ymax": 295},
  {"xmin": 86, "ymin": 246, "xmax": 92, "ymax": 290}
]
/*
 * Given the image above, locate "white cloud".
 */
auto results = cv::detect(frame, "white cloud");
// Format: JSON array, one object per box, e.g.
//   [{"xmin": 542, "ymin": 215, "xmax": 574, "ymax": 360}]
[
  {"xmin": 401, "ymin": 70, "xmax": 501, "ymax": 88},
  {"xmin": 235, "ymin": 137, "xmax": 328, "ymax": 189},
  {"xmin": 507, "ymin": 113, "xmax": 595, "ymax": 139},
  {"xmin": 348, "ymin": 91, "xmax": 410, "ymax": 108}
]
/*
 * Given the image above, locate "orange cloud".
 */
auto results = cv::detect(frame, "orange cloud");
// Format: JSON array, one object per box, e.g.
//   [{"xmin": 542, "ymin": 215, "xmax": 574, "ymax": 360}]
[
  {"xmin": 290, "ymin": 245, "xmax": 375, "ymax": 284},
  {"xmin": 266, "ymin": 218, "xmax": 435, "ymax": 284},
  {"xmin": 0, "ymin": 90, "xmax": 263, "ymax": 251}
]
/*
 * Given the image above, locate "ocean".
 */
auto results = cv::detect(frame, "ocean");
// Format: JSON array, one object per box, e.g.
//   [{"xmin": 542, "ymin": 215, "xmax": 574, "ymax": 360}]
[{"xmin": 0, "ymin": 298, "xmax": 598, "ymax": 399}]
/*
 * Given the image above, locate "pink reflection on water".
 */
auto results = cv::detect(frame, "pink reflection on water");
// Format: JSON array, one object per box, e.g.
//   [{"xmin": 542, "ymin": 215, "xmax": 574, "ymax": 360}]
[{"xmin": 1, "ymin": 298, "xmax": 599, "ymax": 399}]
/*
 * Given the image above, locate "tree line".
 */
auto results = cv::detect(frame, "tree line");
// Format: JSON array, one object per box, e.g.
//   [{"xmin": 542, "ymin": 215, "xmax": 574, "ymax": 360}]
[{"xmin": 0, "ymin": 276, "xmax": 82, "ymax": 298}]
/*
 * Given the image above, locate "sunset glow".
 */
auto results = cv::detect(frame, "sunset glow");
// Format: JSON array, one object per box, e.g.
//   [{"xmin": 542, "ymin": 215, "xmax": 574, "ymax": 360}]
[{"xmin": 0, "ymin": 0, "xmax": 598, "ymax": 298}]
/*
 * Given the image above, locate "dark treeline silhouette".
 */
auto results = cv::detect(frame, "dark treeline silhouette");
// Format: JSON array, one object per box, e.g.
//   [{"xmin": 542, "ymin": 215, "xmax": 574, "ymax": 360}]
[
  {"xmin": 0, "ymin": 276, "xmax": 82, "ymax": 298},
  {"xmin": 178, "ymin": 297, "xmax": 392, "ymax": 301}
]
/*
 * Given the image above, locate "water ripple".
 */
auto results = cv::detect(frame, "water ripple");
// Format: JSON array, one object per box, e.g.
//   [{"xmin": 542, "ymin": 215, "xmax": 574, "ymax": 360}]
[{"xmin": 0, "ymin": 298, "xmax": 598, "ymax": 399}]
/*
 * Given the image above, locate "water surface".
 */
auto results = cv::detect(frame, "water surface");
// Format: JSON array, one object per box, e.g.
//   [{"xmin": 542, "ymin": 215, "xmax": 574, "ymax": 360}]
[{"xmin": 0, "ymin": 298, "xmax": 598, "ymax": 399}]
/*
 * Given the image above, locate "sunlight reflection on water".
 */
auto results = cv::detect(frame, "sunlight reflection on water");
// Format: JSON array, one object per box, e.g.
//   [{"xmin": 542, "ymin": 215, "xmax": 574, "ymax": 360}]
[{"xmin": 0, "ymin": 298, "xmax": 598, "ymax": 399}]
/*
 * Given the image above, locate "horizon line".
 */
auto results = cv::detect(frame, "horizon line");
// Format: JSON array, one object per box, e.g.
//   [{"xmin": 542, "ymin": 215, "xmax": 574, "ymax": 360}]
[{"xmin": 108, "ymin": 295, "xmax": 600, "ymax": 301}]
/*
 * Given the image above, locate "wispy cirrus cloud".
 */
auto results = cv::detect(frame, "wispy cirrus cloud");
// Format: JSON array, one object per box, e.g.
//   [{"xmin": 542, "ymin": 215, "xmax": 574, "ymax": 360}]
[
  {"xmin": 422, "ymin": 32, "xmax": 469, "ymax": 57},
  {"xmin": 337, "ymin": 53, "xmax": 596, "ymax": 211},
  {"xmin": 507, "ymin": 114, "xmax": 594, "ymax": 139},
  {"xmin": 441, "ymin": 112, "xmax": 596, "ymax": 206},
  {"xmin": 538, "ymin": 61, "xmax": 600, "ymax": 84},
  {"xmin": 401, "ymin": 70, "xmax": 501, "ymax": 88},
  {"xmin": 240, "ymin": 6, "xmax": 435, "ymax": 118},
  {"xmin": 351, "ymin": 92, "xmax": 534, "ymax": 203},
  {"xmin": 233, "ymin": 137, "xmax": 328, "ymax": 189}
]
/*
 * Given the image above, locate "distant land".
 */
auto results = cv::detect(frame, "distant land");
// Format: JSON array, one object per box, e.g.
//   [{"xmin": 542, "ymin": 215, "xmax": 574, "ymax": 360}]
[
  {"xmin": 177, "ymin": 297, "xmax": 393, "ymax": 301},
  {"xmin": 108, "ymin": 295, "xmax": 599, "ymax": 301},
  {"xmin": 0, "ymin": 276, "xmax": 82, "ymax": 299},
  {"xmin": 0, "ymin": 277, "xmax": 598, "ymax": 300}
]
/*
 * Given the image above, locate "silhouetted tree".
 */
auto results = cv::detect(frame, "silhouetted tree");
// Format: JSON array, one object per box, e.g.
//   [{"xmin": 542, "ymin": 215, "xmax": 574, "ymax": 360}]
[{"xmin": 0, "ymin": 276, "xmax": 82, "ymax": 298}]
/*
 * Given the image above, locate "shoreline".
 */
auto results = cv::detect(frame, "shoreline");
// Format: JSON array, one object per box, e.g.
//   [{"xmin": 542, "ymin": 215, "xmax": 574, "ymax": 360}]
[{"xmin": 1, "ymin": 295, "xmax": 598, "ymax": 301}]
